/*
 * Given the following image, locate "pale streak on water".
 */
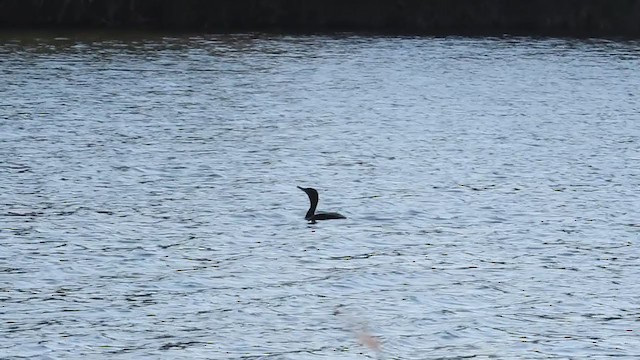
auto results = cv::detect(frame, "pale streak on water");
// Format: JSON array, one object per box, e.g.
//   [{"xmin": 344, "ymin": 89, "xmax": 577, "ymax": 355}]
[{"xmin": 1, "ymin": 32, "xmax": 639, "ymax": 359}]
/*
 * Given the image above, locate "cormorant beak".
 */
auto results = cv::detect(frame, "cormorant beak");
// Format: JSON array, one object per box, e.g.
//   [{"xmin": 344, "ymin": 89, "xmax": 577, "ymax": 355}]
[{"xmin": 297, "ymin": 186, "xmax": 305, "ymax": 191}]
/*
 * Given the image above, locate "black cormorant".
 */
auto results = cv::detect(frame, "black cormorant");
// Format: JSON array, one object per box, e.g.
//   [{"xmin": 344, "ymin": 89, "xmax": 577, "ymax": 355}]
[{"xmin": 297, "ymin": 186, "xmax": 346, "ymax": 223}]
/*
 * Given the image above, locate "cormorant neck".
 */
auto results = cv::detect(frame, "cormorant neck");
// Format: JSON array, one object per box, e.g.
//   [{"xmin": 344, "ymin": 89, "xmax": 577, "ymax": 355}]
[{"xmin": 305, "ymin": 193, "xmax": 318, "ymax": 220}]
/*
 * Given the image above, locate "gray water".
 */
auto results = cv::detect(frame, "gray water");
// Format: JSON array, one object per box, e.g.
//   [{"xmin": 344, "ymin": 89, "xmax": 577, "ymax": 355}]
[{"xmin": 1, "ymin": 33, "xmax": 639, "ymax": 359}]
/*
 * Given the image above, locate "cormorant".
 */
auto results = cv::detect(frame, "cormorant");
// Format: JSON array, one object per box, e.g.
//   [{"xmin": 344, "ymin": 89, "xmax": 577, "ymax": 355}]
[{"xmin": 297, "ymin": 186, "xmax": 346, "ymax": 223}]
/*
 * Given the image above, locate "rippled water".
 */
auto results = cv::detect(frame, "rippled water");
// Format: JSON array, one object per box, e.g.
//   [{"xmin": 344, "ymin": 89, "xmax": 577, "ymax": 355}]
[{"xmin": 1, "ymin": 32, "xmax": 639, "ymax": 359}]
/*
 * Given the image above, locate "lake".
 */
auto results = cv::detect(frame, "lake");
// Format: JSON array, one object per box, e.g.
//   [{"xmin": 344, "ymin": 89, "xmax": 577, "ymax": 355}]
[{"xmin": 1, "ymin": 32, "xmax": 639, "ymax": 359}]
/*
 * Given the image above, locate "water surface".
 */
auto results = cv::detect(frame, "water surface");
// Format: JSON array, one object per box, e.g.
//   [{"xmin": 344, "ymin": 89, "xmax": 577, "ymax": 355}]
[{"xmin": 1, "ymin": 33, "xmax": 639, "ymax": 359}]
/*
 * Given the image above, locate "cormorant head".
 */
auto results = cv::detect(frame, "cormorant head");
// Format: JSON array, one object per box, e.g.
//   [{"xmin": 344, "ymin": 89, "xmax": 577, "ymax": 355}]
[{"xmin": 297, "ymin": 186, "xmax": 319, "ymax": 201}]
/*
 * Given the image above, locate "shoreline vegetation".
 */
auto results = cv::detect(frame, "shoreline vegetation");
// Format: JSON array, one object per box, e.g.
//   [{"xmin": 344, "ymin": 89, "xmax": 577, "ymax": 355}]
[{"xmin": 1, "ymin": 0, "xmax": 639, "ymax": 37}]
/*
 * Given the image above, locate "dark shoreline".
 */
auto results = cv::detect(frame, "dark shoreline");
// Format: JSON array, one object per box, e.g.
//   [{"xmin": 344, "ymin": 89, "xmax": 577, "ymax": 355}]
[{"xmin": 1, "ymin": 0, "xmax": 640, "ymax": 38}]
